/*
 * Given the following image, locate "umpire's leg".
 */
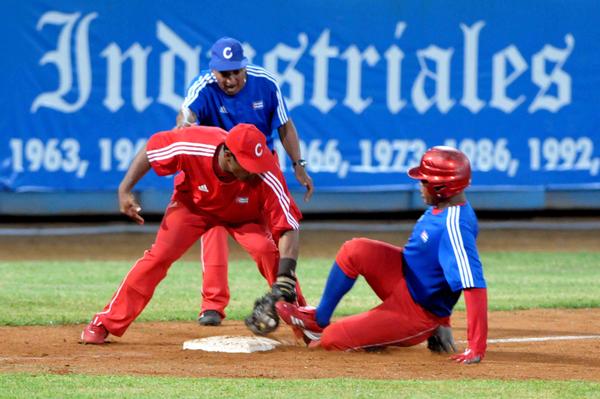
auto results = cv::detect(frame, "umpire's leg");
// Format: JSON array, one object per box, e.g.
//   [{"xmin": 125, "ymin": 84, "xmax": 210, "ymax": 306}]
[
  {"xmin": 199, "ymin": 226, "xmax": 230, "ymax": 318},
  {"xmin": 229, "ymin": 223, "xmax": 307, "ymax": 306}
]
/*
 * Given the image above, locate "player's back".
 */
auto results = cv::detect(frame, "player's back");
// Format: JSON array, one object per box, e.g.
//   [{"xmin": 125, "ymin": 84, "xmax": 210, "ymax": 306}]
[
  {"xmin": 402, "ymin": 202, "xmax": 484, "ymax": 317},
  {"xmin": 147, "ymin": 125, "xmax": 270, "ymax": 224}
]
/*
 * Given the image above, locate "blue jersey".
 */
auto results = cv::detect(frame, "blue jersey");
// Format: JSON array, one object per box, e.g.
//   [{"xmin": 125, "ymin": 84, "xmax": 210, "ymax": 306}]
[
  {"xmin": 181, "ymin": 64, "xmax": 289, "ymax": 149},
  {"xmin": 402, "ymin": 202, "xmax": 486, "ymax": 317}
]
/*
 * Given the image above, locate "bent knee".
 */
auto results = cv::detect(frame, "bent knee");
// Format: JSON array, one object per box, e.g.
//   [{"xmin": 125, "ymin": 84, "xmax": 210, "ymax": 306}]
[
  {"xmin": 144, "ymin": 248, "xmax": 180, "ymax": 266},
  {"xmin": 252, "ymin": 240, "xmax": 279, "ymax": 256},
  {"xmin": 335, "ymin": 238, "xmax": 376, "ymax": 277}
]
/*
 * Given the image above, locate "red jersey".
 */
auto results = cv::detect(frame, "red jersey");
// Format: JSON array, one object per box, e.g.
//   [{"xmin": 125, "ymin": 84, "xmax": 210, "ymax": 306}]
[{"xmin": 146, "ymin": 126, "xmax": 301, "ymax": 237}]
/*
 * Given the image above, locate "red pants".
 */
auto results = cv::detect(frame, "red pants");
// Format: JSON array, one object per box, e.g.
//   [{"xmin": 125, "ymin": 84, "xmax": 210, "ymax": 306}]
[
  {"xmin": 200, "ymin": 225, "xmax": 307, "ymax": 318},
  {"xmin": 92, "ymin": 201, "xmax": 298, "ymax": 337},
  {"xmin": 200, "ymin": 152, "xmax": 300, "ymax": 317},
  {"xmin": 199, "ymin": 226, "xmax": 231, "ymax": 317},
  {"xmin": 319, "ymin": 238, "xmax": 448, "ymax": 351}
]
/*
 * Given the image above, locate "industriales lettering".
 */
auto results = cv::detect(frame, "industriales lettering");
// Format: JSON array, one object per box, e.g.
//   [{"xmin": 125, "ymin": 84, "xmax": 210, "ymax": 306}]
[{"xmin": 31, "ymin": 12, "xmax": 574, "ymax": 116}]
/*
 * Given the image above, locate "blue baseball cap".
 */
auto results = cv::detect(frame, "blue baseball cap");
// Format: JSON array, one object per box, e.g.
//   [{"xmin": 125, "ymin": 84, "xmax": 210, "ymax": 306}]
[{"xmin": 209, "ymin": 37, "xmax": 248, "ymax": 71}]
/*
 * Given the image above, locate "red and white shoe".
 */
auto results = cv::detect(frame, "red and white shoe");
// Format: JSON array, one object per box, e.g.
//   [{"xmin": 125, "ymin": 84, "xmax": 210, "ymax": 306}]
[
  {"xmin": 80, "ymin": 322, "xmax": 109, "ymax": 344},
  {"xmin": 276, "ymin": 302, "xmax": 323, "ymax": 345}
]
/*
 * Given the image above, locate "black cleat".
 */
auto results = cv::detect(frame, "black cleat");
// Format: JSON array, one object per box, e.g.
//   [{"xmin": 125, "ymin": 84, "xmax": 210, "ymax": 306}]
[{"xmin": 198, "ymin": 310, "xmax": 222, "ymax": 326}]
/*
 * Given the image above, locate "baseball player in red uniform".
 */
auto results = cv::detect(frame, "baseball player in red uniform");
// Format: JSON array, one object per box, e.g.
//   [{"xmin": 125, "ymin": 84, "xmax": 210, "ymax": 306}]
[
  {"xmin": 277, "ymin": 146, "xmax": 488, "ymax": 364},
  {"xmin": 177, "ymin": 37, "xmax": 313, "ymax": 326},
  {"xmin": 80, "ymin": 123, "xmax": 304, "ymax": 344}
]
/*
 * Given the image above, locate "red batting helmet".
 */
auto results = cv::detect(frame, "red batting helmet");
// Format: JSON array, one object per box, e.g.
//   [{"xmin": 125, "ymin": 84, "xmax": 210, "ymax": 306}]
[{"xmin": 408, "ymin": 146, "xmax": 471, "ymax": 200}]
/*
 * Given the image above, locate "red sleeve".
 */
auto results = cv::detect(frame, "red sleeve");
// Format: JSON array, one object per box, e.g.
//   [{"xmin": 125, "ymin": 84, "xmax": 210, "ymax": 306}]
[
  {"xmin": 146, "ymin": 130, "xmax": 182, "ymax": 176},
  {"xmin": 258, "ymin": 169, "xmax": 302, "ymax": 240},
  {"xmin": 464, "ymin": 287, "xmax": 488, "ymax": 356},
  {"xmin": 146, "ymin": 126, "xmax": 224, "ymax": 176}
]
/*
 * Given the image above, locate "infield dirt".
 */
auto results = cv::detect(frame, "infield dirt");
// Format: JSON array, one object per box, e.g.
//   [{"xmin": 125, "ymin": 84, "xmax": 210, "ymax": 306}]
[{"xmin": 1, "ymin": 227, "xmax": 599, "ymax": 380}]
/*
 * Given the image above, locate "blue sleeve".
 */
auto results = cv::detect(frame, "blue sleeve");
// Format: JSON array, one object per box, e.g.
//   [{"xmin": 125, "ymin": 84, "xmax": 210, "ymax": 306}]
[
  {"xmin": 181, "ymin": 72, "xmax": 211, "ymax": 121},
  {"xmin": 267, "ymin": 79, "xmax": 289, "ymax": 131},
  {"xmin": 438, "ymin": 207, "xmax": 487, "ymax": 292}
]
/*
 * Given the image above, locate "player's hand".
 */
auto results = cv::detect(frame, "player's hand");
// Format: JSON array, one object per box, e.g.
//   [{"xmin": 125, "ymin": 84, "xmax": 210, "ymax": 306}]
[
  {"xmin": 174, "ymin": 110, "xmax": 197, "ymax": 129},
  {"xmin": 271, "ymin": 275, "xmax": 297, "ymax": 303},
  {"xmin": 174, "ymin": 120, "xmax": 194, "ymax": 129},
  {"xmin": 294, "ymin": 166, "xmax": 314, "ymax": 202},
  {"xmin": 119, "ymin": 191, "xmax": 144, "ymax": 225},
  {"xmin": 427, "ymin": 325, "xmax": 457, "ymax": 354},
  {"xmin": 450, "ymin": 348, "xmax": 484, "ymax": 364}
]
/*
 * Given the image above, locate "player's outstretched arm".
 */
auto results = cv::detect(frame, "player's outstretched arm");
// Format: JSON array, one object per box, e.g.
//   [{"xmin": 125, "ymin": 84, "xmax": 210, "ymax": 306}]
[
  {"xmin": 277, "ymin": 120, "xmax": 314, "ymax": 202},
  {"xmin": 271, "ymin": 229, "xmax": 300, "ymax": 303},
  {"xmin": 277, "ymin": 228, "xmax": 299, "ymax": 260},
  {"xmin": 245, "ymin": 229, "xmax": 300, "ymax": 335},
  {"xmin": 118, "ymin": 144, "xmax": 151, "ymax": 225},
  {"xmin": 451, "ymin": 288, "xmax": 488, "ymax": 364}
]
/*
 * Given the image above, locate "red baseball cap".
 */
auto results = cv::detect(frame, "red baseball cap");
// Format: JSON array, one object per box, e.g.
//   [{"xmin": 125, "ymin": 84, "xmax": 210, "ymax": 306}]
[{"xmin": 225, "ymin": 124, "xmax": 275, "ymax": 173}]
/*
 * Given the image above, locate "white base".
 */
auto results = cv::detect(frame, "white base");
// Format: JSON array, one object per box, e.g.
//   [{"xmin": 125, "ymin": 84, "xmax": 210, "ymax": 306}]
[{"xmin": 182, "ymin": 335, "xmax": 281, "ymax": 353}]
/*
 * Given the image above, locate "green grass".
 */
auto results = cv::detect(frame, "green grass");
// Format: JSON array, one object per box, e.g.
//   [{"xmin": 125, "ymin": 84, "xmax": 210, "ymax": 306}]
[
  {"xmin": 1, "ymin": 252, "xmax": 599, "ymax": 325},
  {"xmin": 1, "ymin": 375, "xmax": 599, "ymax": 399},
  {"xmin": 484, "ymin": 252, "xmax": 600, "ymax": 309},
  {"xmin": 1, "ymin": 252, "xmax": 600, "ymax": 397}
]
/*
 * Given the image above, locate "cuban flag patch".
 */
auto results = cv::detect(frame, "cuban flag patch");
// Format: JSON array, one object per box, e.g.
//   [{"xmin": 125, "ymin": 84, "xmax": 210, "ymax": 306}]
[{"xmin": 252, "ymin": 101, "xmax": 264, "ymax": 110}]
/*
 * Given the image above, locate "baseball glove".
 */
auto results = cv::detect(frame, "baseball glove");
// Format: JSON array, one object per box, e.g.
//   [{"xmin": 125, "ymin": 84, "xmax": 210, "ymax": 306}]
[{"xmin": 245, "ymin": 293, "xmax": 280, "ymax": 335}]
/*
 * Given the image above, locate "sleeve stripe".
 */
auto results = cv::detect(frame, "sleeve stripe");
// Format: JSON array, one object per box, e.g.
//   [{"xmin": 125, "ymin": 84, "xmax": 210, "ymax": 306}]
[
  {"xmin": 261, "ymin": 171, "xmax": 291, "ymax": 207},
  {"xmin": 454, "ymin": 207, "xmax": 474, "ymax": 287},
  {"xmin": 182, "ymin": 72, "xmax": 216, "ymax": 110},
  {"xmin": 447, "ymin": 206, "xmax": 474, "ymax": 288},
  {"xmin": 452, "ymin": 206, "xmax": 474, "ymax": 287},
  {"xmin": 246, "ymin": 64, "xmax": 277, "ymax": 80},
  {"xmin": 182, "ymin": 73, "xmax": 213, "ymax": 108},
  {"xmin": 447, "ymin": 207, "xmax": 467, "ymax": 287},
  {"xmin": 259, "ymin": 171, "xmax": 299, "ymax": 230},
  {"xmin": 274, "ymin": 90, "xmax": 289, "ymax": 125},
  {"xmin": 147, "ymin": 141, "xmax": 216, "ymax": 156},
  {"xmin": 260, "ymin": 171, "xmax": 294, "ymax": 219},
  {"xmin": 148, "ymin": 149, "xmax": 214, "ymax": 162},
  {"xmin": 449, "ymin": 207, "xmax": 468, "ymax": 287},
  {"xmin": 246, "ymin": 66, "xmax": 289, "ymax": 126}
]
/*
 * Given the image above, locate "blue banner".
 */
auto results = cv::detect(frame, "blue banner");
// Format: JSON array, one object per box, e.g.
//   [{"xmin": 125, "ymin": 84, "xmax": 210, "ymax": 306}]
[{"xmin": 1, "ymin": 0, "xmax": 599, "ymax": 193}]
